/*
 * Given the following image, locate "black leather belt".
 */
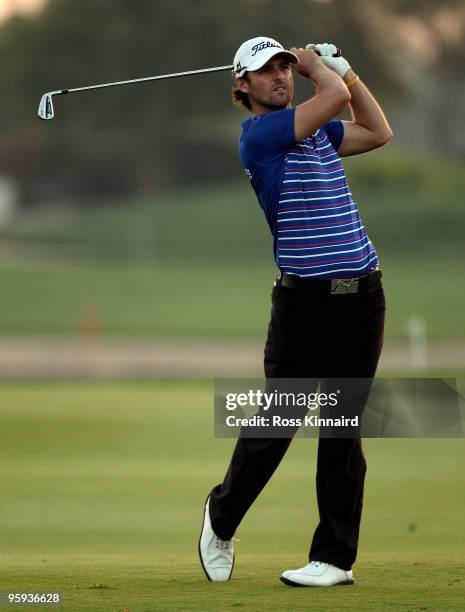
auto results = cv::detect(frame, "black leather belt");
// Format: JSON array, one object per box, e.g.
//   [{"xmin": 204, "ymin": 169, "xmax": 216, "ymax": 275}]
[{"xmin": 276, "ymin": 268, "xmax": 382, "ymax": 295}]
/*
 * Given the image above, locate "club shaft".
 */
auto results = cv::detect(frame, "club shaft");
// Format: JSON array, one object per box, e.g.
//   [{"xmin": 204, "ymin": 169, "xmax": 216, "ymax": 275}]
[
  {"xmin": 38, "ymin": 48, "xmax": 342, "ymax": 119},
  {"xmin": 50, "ymin": 48, "xmax": 340, "ymax": 97},
  {"xmin": 55, "ymin": 65, "xmax": 234, "ymax": 97}
]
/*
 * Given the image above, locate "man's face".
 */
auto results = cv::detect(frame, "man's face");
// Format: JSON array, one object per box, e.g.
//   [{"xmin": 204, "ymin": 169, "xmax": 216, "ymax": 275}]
[{"xmin": 238, "ymin": 54, "xmax": 294, "ymax": 113}]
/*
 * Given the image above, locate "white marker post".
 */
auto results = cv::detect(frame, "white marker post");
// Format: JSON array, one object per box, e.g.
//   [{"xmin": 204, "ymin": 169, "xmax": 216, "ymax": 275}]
[{"xmin": 406, "ymin": 315, "xmax": 428, "ymax": 370}]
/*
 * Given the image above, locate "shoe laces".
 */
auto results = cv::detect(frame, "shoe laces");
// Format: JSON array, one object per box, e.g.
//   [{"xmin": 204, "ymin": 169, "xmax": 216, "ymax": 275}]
[{"xmin": 215, "ymin": 536, "xmax": 240, "ymax": 550}]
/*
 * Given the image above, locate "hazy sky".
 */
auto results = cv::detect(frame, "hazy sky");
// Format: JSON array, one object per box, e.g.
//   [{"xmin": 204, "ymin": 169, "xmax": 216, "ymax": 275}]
[{"xmin": 0, "ymin": 0, "xmax": 47, "ymax": 23}]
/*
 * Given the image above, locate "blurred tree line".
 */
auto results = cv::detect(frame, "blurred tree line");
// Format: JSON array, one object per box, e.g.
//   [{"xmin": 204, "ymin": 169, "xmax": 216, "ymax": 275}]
[{"xmin": 0, "ymin": 0, "xmax": 463, "ymax": 205}]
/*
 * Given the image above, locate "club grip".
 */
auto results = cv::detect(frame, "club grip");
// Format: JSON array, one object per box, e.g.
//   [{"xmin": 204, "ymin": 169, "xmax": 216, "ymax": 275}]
[{"xmin": 314, "ymin": 48, "xmax": 342, "ymax": 57}]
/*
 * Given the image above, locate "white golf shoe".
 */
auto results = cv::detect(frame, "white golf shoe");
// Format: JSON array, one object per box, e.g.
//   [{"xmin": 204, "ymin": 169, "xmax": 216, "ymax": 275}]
[
  {"xmin": 280, "ymin": 561, "xmax": 354, "ymax": 587},
  {"xmin": 198, "ymin": 496, "xmax": 235, "ymax": 581}
]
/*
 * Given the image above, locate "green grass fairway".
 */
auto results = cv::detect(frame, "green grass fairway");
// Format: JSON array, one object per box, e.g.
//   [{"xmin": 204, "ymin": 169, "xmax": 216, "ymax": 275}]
[
  {"xmin": 2, "ymin": 554, "xmax": 465, "ymax": 611},
  {"xmin": 1, "ymin": 382, "xmax": 464, "ymax": 610},
  {"xmin": 0, "ymin": 259, "xmax": 464, "ymax": 339}
]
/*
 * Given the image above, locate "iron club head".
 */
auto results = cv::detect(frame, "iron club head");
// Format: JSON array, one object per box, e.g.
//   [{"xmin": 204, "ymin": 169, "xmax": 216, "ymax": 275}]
[{"xmin": 38, "ymin": 92, "xmax": 54, "ymax": 120}]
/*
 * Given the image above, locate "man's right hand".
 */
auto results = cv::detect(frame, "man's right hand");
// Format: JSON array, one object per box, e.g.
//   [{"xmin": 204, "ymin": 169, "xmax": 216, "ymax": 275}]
[{"xmin": 290, "ymin": 47, "xmax": 327, "ymax": 81}]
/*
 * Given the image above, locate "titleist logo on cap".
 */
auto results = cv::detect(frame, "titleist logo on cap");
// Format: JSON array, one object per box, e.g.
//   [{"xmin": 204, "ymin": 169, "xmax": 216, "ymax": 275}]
[{"xmin": 251, "ymin": 40, "xmax": 282, "ymax": 57}]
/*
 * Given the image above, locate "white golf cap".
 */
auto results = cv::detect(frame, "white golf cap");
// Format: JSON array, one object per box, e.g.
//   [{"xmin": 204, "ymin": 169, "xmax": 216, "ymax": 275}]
[{"xmin": 233, "ymin": 36, "xmax": 299, "ymax": 78}]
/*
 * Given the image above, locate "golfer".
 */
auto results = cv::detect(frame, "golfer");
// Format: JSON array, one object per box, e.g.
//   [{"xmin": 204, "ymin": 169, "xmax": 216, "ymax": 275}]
[{"xmin": 199, "ymin": 36, "xmax": 392, "ymax": 587}]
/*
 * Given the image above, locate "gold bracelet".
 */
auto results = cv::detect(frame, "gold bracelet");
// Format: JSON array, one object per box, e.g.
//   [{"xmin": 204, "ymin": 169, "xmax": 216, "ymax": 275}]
[{"xmin": 345, "ymin": 74, "xmax": 360, "ymax": 89}]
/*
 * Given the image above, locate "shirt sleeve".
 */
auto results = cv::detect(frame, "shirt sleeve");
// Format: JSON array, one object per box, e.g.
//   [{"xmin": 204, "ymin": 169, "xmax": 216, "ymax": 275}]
[
  {"xmin": 245, "ymin": 108, "xmax": 296, "ymax": 163},
  {"xmin": 324, "ymin": 119, "xmax": 344, "ymax": 151}
]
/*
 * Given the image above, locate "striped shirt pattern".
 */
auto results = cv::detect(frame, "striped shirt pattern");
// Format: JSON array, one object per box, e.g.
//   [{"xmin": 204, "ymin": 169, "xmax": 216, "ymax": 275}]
[{"xmin": 276, "ymin": 128, "xmax": 378, "ymax": 278}]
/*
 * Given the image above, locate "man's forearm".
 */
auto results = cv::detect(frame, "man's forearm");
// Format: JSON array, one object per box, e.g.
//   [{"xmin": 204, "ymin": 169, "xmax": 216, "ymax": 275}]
[
  {"xmin": 312, "ymin": 64, "xmax": 349, "ymax": 97},
  {"xmin": 342, "ymin": 69, "xmax": 392, "ymax": 139},
  {"xmin": 293, "ymin": 52, "xmax": 351, "ymax": 141}
]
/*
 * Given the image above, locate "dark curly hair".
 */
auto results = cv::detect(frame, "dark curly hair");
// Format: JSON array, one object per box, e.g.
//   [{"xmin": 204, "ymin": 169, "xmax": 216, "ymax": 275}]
[{"xmin": 231, "ymin": 73, "xmax": 252, "ymax": 111}]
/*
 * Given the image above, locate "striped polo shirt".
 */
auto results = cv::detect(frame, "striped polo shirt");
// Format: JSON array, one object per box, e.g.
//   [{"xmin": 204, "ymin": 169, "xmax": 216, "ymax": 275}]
[{"xmin": 239, "ymin": 107, "xmax": 378, "ymax": 279}]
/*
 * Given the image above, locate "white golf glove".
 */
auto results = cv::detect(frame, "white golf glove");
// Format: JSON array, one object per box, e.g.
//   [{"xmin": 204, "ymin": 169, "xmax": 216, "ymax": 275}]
[{"xmin": 306, "ymin": 43, "xmax": 351, "ymax": 78}]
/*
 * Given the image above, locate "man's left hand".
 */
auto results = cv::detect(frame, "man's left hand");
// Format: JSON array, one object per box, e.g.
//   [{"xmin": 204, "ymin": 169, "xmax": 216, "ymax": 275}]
[{"xmin": 306, "ymin": 43, "xmax": 351, "ymax": 78}]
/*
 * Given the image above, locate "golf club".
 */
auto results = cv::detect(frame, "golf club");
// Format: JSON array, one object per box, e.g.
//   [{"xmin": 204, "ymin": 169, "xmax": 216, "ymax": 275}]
[
  {"xmin": 38, "ymin": 65, "xmax": 234, "ymax": 120},
  {"xmin": 37, "ymin": 48, "xmax": 342, "ymax": 120}
]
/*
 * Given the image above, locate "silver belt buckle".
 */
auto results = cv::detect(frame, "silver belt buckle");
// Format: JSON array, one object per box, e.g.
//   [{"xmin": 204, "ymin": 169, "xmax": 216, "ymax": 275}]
[{"xmin": 330, "ymin": 277, "xmax": 359, "ymax": 294}]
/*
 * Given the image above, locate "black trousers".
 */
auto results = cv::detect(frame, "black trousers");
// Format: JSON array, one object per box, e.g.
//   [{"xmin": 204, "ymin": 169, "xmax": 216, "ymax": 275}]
[{"xmin": 209, "ymin": 275, "xmax": 385, "ymax": 571}]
